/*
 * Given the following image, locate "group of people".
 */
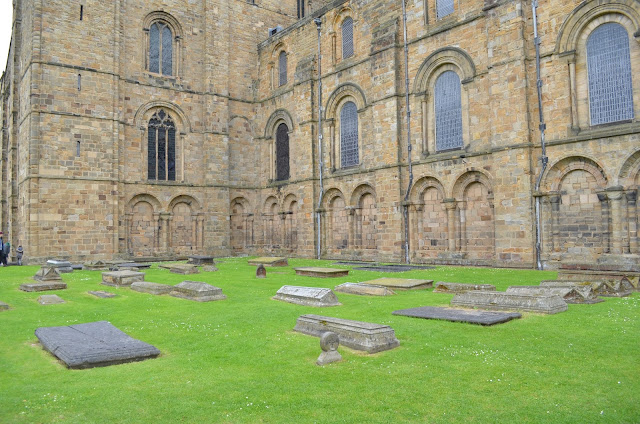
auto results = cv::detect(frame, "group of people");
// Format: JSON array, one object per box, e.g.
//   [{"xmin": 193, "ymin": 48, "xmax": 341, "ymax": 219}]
[{"xmin": 0, "ymin": 232, "xmax": 23, "ymax": 266}]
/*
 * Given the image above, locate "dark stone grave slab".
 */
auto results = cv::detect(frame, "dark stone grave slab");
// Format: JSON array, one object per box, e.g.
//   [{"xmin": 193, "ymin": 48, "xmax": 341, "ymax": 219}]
[
  {"xmin": 34, "ymin": 266, "xmax": 63, "ymax": 282},
  {"xmin": 71, "ymin": 264, "xmax": 84, "ymax": 270},
  {"xmin": 332, "ymin": 261, "xmax": 378, "ymax": 266},
  {"xmin": 0, "ymin": 301, "xmax": 9, "ymax": 310},
  {"xmin": 131, "ymin": 282, "xmax": 173, "ymax": 295},
  {"xmin": 273, "ymin": 286, "xmax": 341, "ymax": 307},
  {"xmin": 88, "ymin": 291, "xmax": 117, "ymax": 298},
  {"xmin": 169, "ymin": 264, "xmax": 200, "ymax": 275},
  {"xmin": 46, "ymin": 260, "xmax": 74, "ymax": 273},
  {"xmin": 35, "ymin": 321, "xmax": 160, "ymax": 369},
  {"xmin": 353, "ymin": 264, "xmax": 434, "ymax": 272},
  {"xmin": 38, "ymin": 295, "xmax": 65, "ymax": 305},
  {"xmin": 392, "ymin": 306, "xmax": 521, "ymax": 326},
  {"xmin": 294, "ymin": 314, "xmax": 399, "ymax": 354},
  {"xmin": 248, "ymin": 257, "xmax": 289, "ymax": 267},
  {"xmin": 187, "ymin": 255, "xmax": 215, "ymax": 265},
  {"xmin": 334, "ymin": 282, "xmax": 395, "ymax": 296},
  {"xmin": 20, "ymin": 282, "xmax": 67, "ymax": 292},
  {"xmin": 450, "ymin": 291, "xmax": 568, "ymax": 314},
  {"xmin": 506, "ymin": 285, "xmax": 603, "ymax": 304},
  {"xmin": 117, "ymin": 262, "xmax": 152, "ymax": 270},
  {"xmin": 294, "ymin": 267, "xmax": 349, "ymax": 278},
  {"xmin": 169, "ymin": 281, "xmax": 226, "ymax": 302},
  {"xmin": 101, "ymin": 270, "xmax": 145, "ymax": 287},
  {"xmin": 434, "ymin": 282, "xmax": 496, "ymax": 293}
]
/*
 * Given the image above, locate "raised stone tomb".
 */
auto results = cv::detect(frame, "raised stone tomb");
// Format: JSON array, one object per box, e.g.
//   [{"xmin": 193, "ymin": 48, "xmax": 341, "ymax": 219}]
[
  {"xmin": 35, "ymin": 321, "xmax": 160, "ymax": 369},
  {"xmin": 38, "ymin": 295, "xmax": 65, "ymax": 305},
  {"xmin": 46, "ymin": 259, "xmax": 74, "ymax": 273},
  {"xmin": 541, "ymin": 280, "xmax": 632, "ymax": 297},
  {"xmin": 506, "ymin": 286, "xmax": 602, "ymax": 304},
  {"xmin": 294, "ymin": 267, "xmax": 349, "ymax": 278},
  {"xmin": 294, "ymin": 314, "xmax": 400, "ymax": 353},
  {"xmin": 169, "ymin": 281, "xmax": 226, "ymax": 302},
  {"xmin": 131, "ymin": 282, "xmax": 173, "ymax": 295},
  {"xmin": 20, "ymin": 282, "xmax": 68, "ymax": 292},
  {"xmin": 187, "ymin": 255, "xmax": 215, "ymax": 265},
  {"xmin": 34, "ymin": 266, "xmax": 62, "ymax": 282},
  {"xmin": 393, "ymin": 306, "xmax": 521, "ymax": 326},
  {"xmin": 557, "ymin": 270, "xmax": 639, "ymax": 290},
  {"xmin": 434, "ymin": 282, "xmax": 496, "ymax": 293},
  {"xmin": 450, "ymin": 291, "xmax": 568, "ymax": 314},
  {"xmin": 101, "ymin": 270, "xmax": 145, "ymax": 287},
  {"xmin": 360, "ymin": 278, "xmax": 433, "ymax": 290},
  {"xmin": 169, "ymin": 264, "xmax": 200, "ymax": 275},
  {"xmin": 273, "ymin": 286, "xmax": 341, "ymax": 307},
  {"xmin": 248, "ymin": 257, "xmax": 289, "ymax": 267},
  {"xmin": 334, "ymin": 282, "xmax": 395, "ymax": 296}
]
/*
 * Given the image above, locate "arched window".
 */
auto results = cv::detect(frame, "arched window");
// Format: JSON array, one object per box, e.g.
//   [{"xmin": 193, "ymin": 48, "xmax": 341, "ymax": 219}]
[
  {"xmin": 342, "ymin": 17, "xmax": 354, "ymax": 59},
  {"xmin": 276, "ymin": 123, "xmax": 290, "ymax": 181},
  {"xmin": 587, "ymin": 23, "xmax": 634, "ymax": 126},
  {"xmin": 148, "ymin": 110, "xmax": 176, "ymax": 181},
  {"xmin": 340, "ymin": 101, "xmax": 359, "ymax": 168},
  {"xmin": 436, "ymin": 0, "xmax": 454, "ymax": 19},
  {"xmin": 297, "ymin": 0, "xmax": 305, "ymax": 19},
  {"xmin": 435, "ymin": 71, "xmax": 463, "ymax": 151},
  {"xmin": 149, "ymin": 21, "xmax": 173, "ymax": 76},
  {"xmin": 279, "ymin": 51, "xmax": 287, "ymax": 86}
]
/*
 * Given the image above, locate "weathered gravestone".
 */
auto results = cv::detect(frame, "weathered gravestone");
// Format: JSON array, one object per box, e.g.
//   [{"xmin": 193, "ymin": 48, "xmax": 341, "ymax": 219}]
[
  {"xmin": 334, "ymin": 282, "xmax": 395, "ymax": 296},
  {"xmin": 450, "ymin": 291, "xmax": 568, "ymax": 314},
  {"xmin": 434, "ymin": 282, "xmax": 496, "ymax": 293},
  {"xmin": 359, "ymin": 278, "xmax": 433, "ymax": 290},
  {"xmin": 83, "ymin": 261, "xmax": 110, "ymax": 271},
  {"xmin": 34, "ymin": 266, "xmax": 63, "ymax": 282},
  {"xmin": 202, "ymin": 265, "xmax": 219, "ymax": 272},
  {"xmin": 317, "ymin": 332, "xmax": 342, "ymax": 366},
  {"xmin": 101, "ymin": 270, "xmax": 145, "ymax": 287},
  {"xmin": 294, "ymin": 314, "xmax": 400, "ymax": 353},
  {"xmin": 20, "ymin": 282, "xmax": 67, "ymax": 292},
  {"xmin": 256, "ymin": 264, "xmax": 267, "ymax": 279},
  {"xmin": 506, "ymin": 285, "xmax": 603, "ymax": 304},
  {"xmin": 273, "ymin": 286, "xmax": 341, "ymax": 307},
  {"xmin": 88, "ymin": 291, "xmax": 117, "ymax": 299},
  {"xmin": 248, "ymin": 257, "xmax": 288, "ymax": 267},
  {"xmin": 294, "ymin": 267, "xmax": 349, "ymax": 278},
  {"xmin": 169, "ymin": 264, "xmax": 200, "ymax": 275},
  {"xmin": 38, "ymin": 295, "xmax": 65, "ymax": 305},
  {"xmin": 169, "ymin": 281, "xmax": 226, "ymax": 302},
  {"xmin": 35, "ymin": 321, "xmax": 160, "ymax": 369},
  {"xmin": 187, "ymin": 255, "xmax": 215, "ymax": 265},
  {"xmin": 392, "ymin": 306, "xmax": 521, "ymax": 326},
  {"xmin": 131, "ymin": 282, "xmax": 173, "ymax": 295},
  {"xmin": 0, "ymin": 301, "xmax": 10, "ymax": 310},
  {"xmin": 46, "ymin": 260, "xmax": 74, "ymax": 273}
]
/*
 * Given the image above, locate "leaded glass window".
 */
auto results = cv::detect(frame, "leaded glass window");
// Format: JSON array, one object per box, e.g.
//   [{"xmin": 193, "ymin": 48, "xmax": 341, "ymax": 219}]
[
  {"xmin": 435, "ymin": 71, "xmax": 463, "ymax": 151},
  {"xmin": 276, "ymin": 123, "xmax": 290, "ymax": 181},
  {"xmin": 340, "ymin": 101, "xmax": 359, "ymax": 168},
  {"xmin": 297, "ymin": 0, "xmax": 305, "ymax": 19},
  {"xmin": 149, "ymin": 22, "xmax": 173, "ymax": 76},
  {"xmin": 587, "ymin": 23, "xmax": 634, "ymax": 126},
  {"xmin": 148, "ymin": 110, "xmax": 176, "ymax": 181},
  {"xmin": 342, "ymin": 17, "xmax": 354, "ymax": 59},
  {"xmin": 279, "ymin": 51, "xmax": 287, "ymax": 86},
  {"xmin": 436, "ymin": 0, "xmax": 454, "ymax": 19}
]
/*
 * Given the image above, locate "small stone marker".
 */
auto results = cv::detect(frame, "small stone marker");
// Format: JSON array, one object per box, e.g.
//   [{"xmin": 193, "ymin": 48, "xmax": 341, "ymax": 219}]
[
  {"xmin": 20, "ymin": 282, "xmax": 67, "ymax": 292},
  {"xmin": 187, "ymin": 255, "xmax": 215, "ymax": 265},
  {"xmin": 131, "ymin": 282, "xmax": 173, "ymax": 295},
  {"xmin": 294, "ymin": 267, "xmax": 349, "ymax": 278},
  {"xmin": 450, "ymin": 291, "xmax": 568, "ymax": 314},
  {"xmin": 294, "ymin": 314, "xmax": 400, "ymax": 353},
  {"xmin": 317, "ymin": 332, "xmax": 342, "ymax": 366},
  {"xmin": 83, "ymin": 260, "xmax": 110, "ymax": 271},
  {"xmin": 35, "ymin": 321, "xmax": 160, "ymax": 369},
  {"xmin": 46, "ymin": 260, "xmax": 74, "ymax": 273},
  {"xmin": 434, "ymin": 282, "xmax": 496, "ymax": 293},
  {"xmin": 360, "ymin": 278, "xmax": 433, "ymax": 290},
  {"xmin": 88, "ymin": 291, "xmax": 117, "ymax": 299},
  {"xmin": 101, "ymin": 270, "xmax": 145, "ymax": 287},
  {"xmin": 169, "ymin": 264, "xmax": 200, "ymax": 275},
  {"xmin": 169, "ymin": 281, "xmax": 226, "ymax": 302},
  {"xmin": 248, "ymin": 257, "xmax": 288, "ymax": 267},
  {"xmin": 256, "ymin": 264, "xmax": 267, "ymax": 278},
  {"xmin": 506, "ymin": 286, "xmax": 603, "ymax": 304},
  {"xmin": 334, "ymin": 282, "xmax": 395, "ymax": 296},
  {"xmin": 38, "ymin": 295, "xmax": 65, "ymax": 305},
  {"xmin": 34, "ymin": 267, "xmax": 63, "ymax": 282},
  {"xmin": 393, "ymin": 306, "xmax": 521, "ymax": 326},
  {"xmin": 273, "ymin": 286, "xmax": 341, "ymax": 307},
  {"xmin": 202, "ymin": 265, "xmax": 219, "ymax": 272},
  {"xmin": 0, "ymin": 301, "xmax": 10, "ymax": 310}
]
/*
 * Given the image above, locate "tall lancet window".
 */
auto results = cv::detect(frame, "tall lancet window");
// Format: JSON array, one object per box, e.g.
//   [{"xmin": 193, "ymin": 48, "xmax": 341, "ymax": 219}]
[
  {"xmin": 435, "ymin": 71, "xmax": 463, "ymax": 151},
  {"xmin": 340, "ymin": 101, "xmax": 359, "ymax": 168},
  {"xmin": 279, "ymin": 51, "xmax": 288, "ymax": 86},
  {"xmin": 276, "ymin": 123, "xmax": 290, "ymax": 181},
  {"xmin": 149, "ymin": 21, "xmax": 173, "ymax": 76},
  {"xmin": 342, "ymin": 17, "xmax": 354, "ymax": 59},
  {"xmin": 148, "ymin": 110, "xmax": 176, "ymax": 181}
]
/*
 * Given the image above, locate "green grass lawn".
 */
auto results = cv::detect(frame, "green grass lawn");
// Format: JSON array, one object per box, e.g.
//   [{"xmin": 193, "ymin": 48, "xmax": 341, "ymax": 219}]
[{"xmin": 1, "ymin": 258, "xmax": 638, "ymax": 423}]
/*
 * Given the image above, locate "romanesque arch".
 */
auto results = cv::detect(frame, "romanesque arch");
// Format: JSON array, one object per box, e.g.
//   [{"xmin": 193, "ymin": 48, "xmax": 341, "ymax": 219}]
[
  {"xmin": 168, "ymin": 195, "xmax": 202, "ymax": 255},
  {"xmin": 619, "ymin": 151, "xmax": 640, "ymax": 254},
  {"xmin": 126, "ymin": 194, "xmax": 162, "ymax": 257},
  {"xmin": 324, "ymin": 188, "xmax": 348, "ymax": 253},
  {"xmin": 409, "ymin": 176, "xmax": 448, "ymax": 259},
  {"xmin": 264, "ymin": 110, "xmax": 294, "ymax": 181},
  {"xmin": 263, "ymin": 196, "xmax": 280, "ymax": 248},
  {"xmin": 351, "ymin": 184, "xmax": 377, "ymax": 250}
]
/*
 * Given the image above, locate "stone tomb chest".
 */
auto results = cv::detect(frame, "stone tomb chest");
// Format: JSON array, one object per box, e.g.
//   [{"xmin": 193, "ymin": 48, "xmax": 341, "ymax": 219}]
[
  {"xmin": 273, "ymin": 286, "xmax": 341, "ymax": 307},
  {"xmin": 46, "ymin": 259, "xmax": 74, "ymax": 273},
  {"xmin": 248, "ymin": 257, "xmax": 289, "ymax": 267},
  {"xmin": 131, "ymin": 282, "xmax": 173, "ymax": 295},
  {"xmin": 35, "ymin": 321, "xmax": 160, "ymax": 369},
  {"xmin": 506, "ymin": 285, "xmax": 602, "ymax": 304},
  {"xmin": 169, "ymin": 281, "xmax": 226, "ymax": 302},
  {"xmin": 360, "ymin": 278, "xmax": 433, "ymax": 290},
  {"xmin": 187, "ymin": 255, "xmax": 215, "ymax": 265},
  {"xmin": 38, "ymin": 294, "xmax": 65, "ymax": 305},
  {"xmin": 334, "ymin": 282, "xmax": 395, "ymax": 296},
  {"xmin": 434, "ymin": 282, "xmax": 496, "ymax": 293},
  {"xmin": 393, "ymin": 306, "xmax": 521, "ymax": 326},
  {"xmin": 294, "ymin": 267, "xmax": 349, "ymax": 278},
  {"xmin": 294, "ymin": 314, "xmax": 400, "ymax": 353},
  {"xmin": 20, "ymin": 282, "xmax": 67, "ymax": 292},
  {"xmin": 101, "ymin": 270, "xmax": 145, "ymax": 287},
  {"xmin": 450, "ymin": 291, "xmax": 568, "ymax": 314}
]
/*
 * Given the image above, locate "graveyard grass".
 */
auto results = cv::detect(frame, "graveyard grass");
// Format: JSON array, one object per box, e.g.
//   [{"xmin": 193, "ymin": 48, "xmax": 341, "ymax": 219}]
[{"xmin": 0, "ymin": 259, "xmax": 638, "ymax": 424}]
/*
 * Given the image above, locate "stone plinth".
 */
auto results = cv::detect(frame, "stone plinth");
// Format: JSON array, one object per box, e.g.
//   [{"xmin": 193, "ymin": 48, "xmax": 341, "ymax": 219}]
[
  {"xmin": 360, "ymin": 278, "xmax": 433, "ymax": 290},
  {"xmin": 101, "ymin": 271, "xmax": 145, "ymax": 287},
  {"xmin": 294, "ymin": 267, "xmax": 349, "ymax": 278},
  {"xmin": 273, "ymin": 286, "xmax": 341, "ymax": 307},
  {"xmin": 131, "ymin": 282, "xmax": 173, "ymax": 295},
  {"xmin": 202, "ymin": 265, "xmax": 219, "ymax": 272},
  {"xmin": 38, "ymin": 295, "xmax": 65, "ymax": 305},
  {"xmin": 188, "ymin": 255, "xmax": 215, "ymax": 265},
  {"xmin": 334, "ymin": 283, "xmax": 395, "ymax": 296},
  {"xmin": 506, "ymin": 286, "xmax": 602, "ymax": 304},
  {"xmin": 434, "ymin": 282, "xmax": 496, "ymax": 293},
  {"xmin": 169, "ymin": 281, "xmax": 226, "ymax": 302},
  {"xmin": 393, "ymin": 306, "xmax": 521, "ymax": 326},
  {"xmin": 88, "ymin": 291, "xmax": 117, "ymax": 298},
  {"xmin": 294, "ymin": 314, "xmax": 400, "ymax": 353},
  {"xmin": 20, "ymin": 282, "xmax": 67, "ymax": 292},
  {"xmin": 35, "ymin": 321, "xmax": 160, "ymax": 369},
  {"xmin": 451, "ymin": 291, "xmax": 568, "ymax": 314},
  {"xmin": 248, "ymin": 257, "xmax": 288, "ymax": 267},
  {"xmin": 169, "ymin": 264, "xmax": 200, "ymax": 275},
  {"xmin": 46, "ymin": 260, "xmax": 73, "ymax": 273},
  {"xmin": 34, "ymin": 267, "xmax": 62, "ymax": 282}
]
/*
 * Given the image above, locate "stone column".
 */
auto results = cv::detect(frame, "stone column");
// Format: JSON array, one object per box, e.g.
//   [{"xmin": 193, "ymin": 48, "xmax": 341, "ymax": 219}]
[
  {"xmin": 458, "ymin": 201, "xmax": 467, "ymax": 252},
  {"xmin": 421, "ymin": 98, "xmax": 428, "ymax": 155},
  {"xmin": 159, "ymin": 213, "xmax": 172, "ymax": 253},
  {"xmin": 444, "ymin": 199, "xmax": 457, "ymax": 252},
  {"xmin": 626, "ymin": 191, "xmax": 638, "ymax": 254},
  {"xmin": 125, "ymin": 213, "xmax": 133, "ymax": 255},
  {"xmin": 153, "ymin": 213, "xmax": 161, "ymax": 252},
  {"xmin": 346, "ymin": 207, "xmax": 356, "ymax": 249},
  {"xmin": 329, "ymin": 121, "xmax": 336, "ymax": 170},
  {"xmin": 198, "ymin": 214, "xmax": 205, "ymax": 249},
  {"xmin": 281, "ymin": 212, "xmax": 288, "ymax": 248},
  {"xmin": 568, "ymin": 60, "xmax": 579, "ymax": 131},
  {"xmin": 549, "ymin": 195, "xmax": 561, "ymax": 252},
  {"xmin": 191, "ymin": 214, "xmax": 198, "ymax": 252},
  {"xmin": 607, "ymin": 189, "xmax": 624, "ymax": 255},
  {"xmin": 411, "ymin": 204, "xmax": 423, "ymax": 257},
  {"xmin": 597, "ymin": 193, "xmax": 610, "ymax": 254}
]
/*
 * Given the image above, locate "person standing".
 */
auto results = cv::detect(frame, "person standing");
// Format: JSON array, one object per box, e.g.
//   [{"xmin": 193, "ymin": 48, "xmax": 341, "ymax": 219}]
[
  {"xmin": 0, "ymin": 232, "xmax": 5, "ymax": 266},
  {"xmin": 16, "ymin": 245, "xmax": 23, "ymax": 266}
]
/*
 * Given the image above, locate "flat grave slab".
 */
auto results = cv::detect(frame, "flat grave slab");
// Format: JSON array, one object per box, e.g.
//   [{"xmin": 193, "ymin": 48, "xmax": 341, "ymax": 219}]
[
  {"xmin": 83, "ymin": 261, "xmax": 110, "ymax": 271},
  {"xmin": 334, "ymin": 282, "xmax": 395, "ymax": 296},
  {"xmin": 506, "ymin": 285, "xmax": 603, "ymax": 304},
  {"xmin": 450, "ymin": 291, "xmax": 568, "ymax": 314},
  {"xmin": 88, "ymin": 291, "xmax": 117, "ymax": 299},
  {"xmin": 131, "ymin": 282, "xmax": 173, "ymax": 295},
  {"xmin": 20, "ymin": 282, "xmax": 67, "ymax": 292},
  {"xmin": 294, "ymin": 314, "xmax": 400, "ymax": 353},
  {"xmin": 0, "ymin": 301, "xmax": 9, "ymax": 310},
  {"xmin": 46, "ymin": 260, "xmax": 74, "ymax": 273},
  {"xmin": 360, "ymin": 278, "xmax": 433, "ymax": 290},
  {"xmin": 248, "ymin": 257, "xmax": 289, "ymax": 267},
  {"xmin": 34, "ymin": 266, "xmax": 63, "ymax": 282},
  {"xmin": 273, "ymin": 286, "xmax": 341, "ymax": 307},
  {"xmin": 35, "ymin": 321, "xmax": 160, "ymax": 369},
  {"xmin": 187, "ymin": 255, "xmax": 215, "ymax": 265},
  {"xmin": 434, "ymin": 282, "xmax": 496, "ymax": 293},
  {"xmin": 38, "ymin": 295, "xmax": 65, "ymax": 305},
  {"xmin": 117, "ymin": 262, "xmax": 152, "ymax": 269},
  {"xmin": 202, "ymin": 265, "xmax": 219, "ymax": 272},
  {"xmin": 169, "ymin": 264, "xmax": 200, "ymax": 275},
  {"xmin": 392, "ymin": 306, "xmax": 521, "ymax": 326},
  {"xmin": 169, "ymin": 281, "xmax": 226, "ymax": 302},
  {"xmin": 353, "ymin": 264, "xmax": 435, "ymax": 272},
  {"xmin": 101, "ymin": 270, "xmax": 145, "ymax": 287},
  {"xmin": 294, "ymin": 267, "xmax": 349, "ymax": 278}
]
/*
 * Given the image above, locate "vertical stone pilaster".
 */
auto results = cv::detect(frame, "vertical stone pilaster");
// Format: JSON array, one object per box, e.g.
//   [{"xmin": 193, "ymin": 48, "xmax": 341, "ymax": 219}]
[
  {"xmin": 626, "ymin": 191, "xmax": 637, "ymax": 254},
  {"xmin": 458, "ymin": 201, "xmax": 467, "ymax": 252},
  {"xmin": 549, "ymin": 195, "xmax": 561, "ymax": 252},
  {"xmin": 421, "ymin": 98, "xmax": 428, "ymax": 155},
  {"xmin": 606, "ymin": 189, "xmax": 624, "ymax": 255},
  {"xmin": 597, "ymin": 193, "xmax": 610, "ymax": 254},
  {"xmin": 125, "ymin": 213, "xmax": 133, "ymax": 255},
  {"xmin": 153, "ymin": 213, "xmax": 160, "ymax": 252},
  {"xmin": 444, "ymin": 199, "xmax": 457, "ymax": 252},
  {"xmin": 347, "ymin": 207, "xmax": 356, "ymax": 249}
]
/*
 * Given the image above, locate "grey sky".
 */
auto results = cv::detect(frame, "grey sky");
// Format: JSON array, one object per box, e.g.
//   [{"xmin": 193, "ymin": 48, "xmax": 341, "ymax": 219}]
[{"xmin": 1, "ymin": 3, "xmax": 13, "ymax": 74}]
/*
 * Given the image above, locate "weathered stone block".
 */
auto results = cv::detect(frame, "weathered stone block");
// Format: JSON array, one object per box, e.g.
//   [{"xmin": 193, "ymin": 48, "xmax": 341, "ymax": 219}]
[
  {"xmin": 187, "ymin": 255, "xmax": 215, "ymax": 265},
  {"xmin": 0, "ymin": 301, "xmax": 9, "ymax": 310},
  {"xmin": 20, "ymin": 282, "xmax": 67, "ymax": 292},
  {"xmin": 506, "ymin": 286, "xmax": 602, "ymax": 304},
  {"xmin": 450, "ymin": 291, "xmax": 568, "ymax": 314},
  {"xmin": 34, "ymin": 267, "xmax": 62, "ymax": 282},
  {"xmin": 273, "ymin": 286, "xmax": 341, "ymax": 307},
  {"xmin": 249, "ymin": 257, "xmax": 289, "ymax": 267},
  {"xmin": 169, "ymin": 281, "xmax": 226, "ymax": 302},
  {"xmin": 83, "ymin": 260, "xmax": 110, "ymax": 271},
  {"xmin": 46, "ymin": 260, "xmax": 73, "ymax": 273},
  {"xmin": 169, "ymin": 264, "xmax": 200, "ymax": 275},
  {"xmin": 393, "ymin": 306, "xmax": 521, "ymax": 326},
  {"xmin": 294, "ymin": 267, "xmax": 349, "ymax": 278},
  {"xmin": 101, "ymin": 271, "xmax": 145, "ymax": 287},
  {"xmin": 434, "ymin": 282, "xmax": 496, "ymax": 293},
  {"xmin": 334, "ymin": 282, "xmax": 395, "ymax": 296},
  {"xmin": 38, "ymin": 295, "xmax": 65, "ymax": 305},
  {"xmin": 131, "ymin": 282, "xmax": 173, "ymax": 295},
  {"xmin": 360, "ymin": 278, "xmax": 433, "ymax": 290}
]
